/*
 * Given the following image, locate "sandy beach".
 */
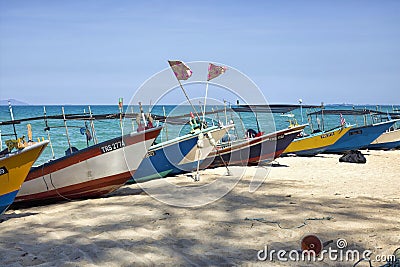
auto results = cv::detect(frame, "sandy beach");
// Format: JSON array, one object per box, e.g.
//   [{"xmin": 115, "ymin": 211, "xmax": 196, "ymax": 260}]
[{"xmin": 1, "ymin": 149, "xmax": 399, "ymax": 266}]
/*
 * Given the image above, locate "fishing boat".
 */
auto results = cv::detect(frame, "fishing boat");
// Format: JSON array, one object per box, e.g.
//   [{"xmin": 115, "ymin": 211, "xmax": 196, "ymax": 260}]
[
  {"xmin": 201, "ymin": 124, "xmax": 307, "ymax": 168},
  {"xmin": 15, "ymin": 126, "xmax": 161, "ymax": 203},
  {"xmin": 325, "ymin": 121, "xmax": 397, "ymax": 153},
  {"xmin": 307, "ymin": 109, "xmax": 399, "ymax": 153},
  {"xmin": 367, "ymin": 128, "xmax": 400, "ymax": 150},
  {"xmin": 131, "ymin": 124, "xmax": 232, "ymax": 183},
  {"xmin": 283, "ymin": 125, "xmax": 351, "ymax": 156},
  {"xmin": 0, "ymin": 140, "xmax": 48, "ymax": 214}
]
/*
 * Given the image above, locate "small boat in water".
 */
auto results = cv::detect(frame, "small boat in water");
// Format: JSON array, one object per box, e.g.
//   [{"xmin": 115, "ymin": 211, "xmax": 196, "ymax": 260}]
[
  {"xmin": 0, "ymin": 140, "xmax": 48, "ymax": 214},
  {"xmin": 201, "ymin": 124, "xmax": 307, "ymax": 168}
]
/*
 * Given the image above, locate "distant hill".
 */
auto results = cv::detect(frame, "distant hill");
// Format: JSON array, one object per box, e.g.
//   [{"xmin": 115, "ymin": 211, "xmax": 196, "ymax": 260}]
[{"xmin": 0, "ymin": 99, "xmax": 29, "ymax": 106}]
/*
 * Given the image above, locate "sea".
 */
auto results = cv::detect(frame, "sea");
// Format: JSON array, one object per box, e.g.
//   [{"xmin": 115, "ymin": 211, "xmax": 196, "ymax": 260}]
[{"xmin": 1, "ymin": 104, "xmax": 399, "ymax": 165}]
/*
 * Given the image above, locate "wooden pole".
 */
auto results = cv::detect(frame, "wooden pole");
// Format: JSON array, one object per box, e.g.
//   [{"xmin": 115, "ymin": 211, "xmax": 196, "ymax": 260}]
[
  {"xmin": 7, "ymin": 100, "xmax": 18, "ymax": 140},
  {"xmin": 203, "ymin": 82, "xmax": 209, "ymax": 123},
  {"xmin": 43, "ymin": 106, "xmax": 55, "ymax": 159},
  {"xmin": 88, "ymin": 106, "xmax": 98, "ymax": 144},
  {"xmin": 224, "ymin": 99, "xmax": 228, "ymax": 126},
  {"xmin": 0, "ymin": 127, "xmax": 2, "ymax": 150},
  {"xmin": 177, "ymin": 79, "xmax": 201, "ymax": 120},
  {"xmin": 163, "ymin": 106, "xmax": 168, "ymax": 141},
  {"xmin": 139, "ymin": 102, "xmax": 147, "ymax": 127},
  {"xmin": 62, "ymin": 107, "xmax": 73, "ymax": 154},
  {"xmin": 130, "ymin": 106, "xmax": 135, "ymax": 132}
]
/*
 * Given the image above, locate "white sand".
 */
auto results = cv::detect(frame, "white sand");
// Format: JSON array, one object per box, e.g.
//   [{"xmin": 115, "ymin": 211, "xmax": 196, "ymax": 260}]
[{"xmin": 1, "ymin": 150, "xmax": 399, "ymax": 266}]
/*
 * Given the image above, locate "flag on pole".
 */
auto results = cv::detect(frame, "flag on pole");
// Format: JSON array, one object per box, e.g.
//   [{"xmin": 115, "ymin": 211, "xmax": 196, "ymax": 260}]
[
  {"xmin": 118, "ymin": 97, "xmax": 123, "ymax": 109},
  {"xmin": 168, "ymin": 60, "xmax": 193, "ymax": 80},
  {"xmin": 340, "ymin": 113, "xmax": 346, "ymax": 126},
  {"xmin": 207, "ymin": 63, "xmax": 228, "ymax": 81}
]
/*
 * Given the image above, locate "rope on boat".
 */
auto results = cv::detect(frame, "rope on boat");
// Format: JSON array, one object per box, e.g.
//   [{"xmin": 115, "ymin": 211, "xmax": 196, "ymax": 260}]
[
  {"xmin": 49, "ymin": 173, "xmax": 75, "ymax": 202},
  {"xmin": 40, "ymin": 164, "xmax": 74, "ymax": 202}
]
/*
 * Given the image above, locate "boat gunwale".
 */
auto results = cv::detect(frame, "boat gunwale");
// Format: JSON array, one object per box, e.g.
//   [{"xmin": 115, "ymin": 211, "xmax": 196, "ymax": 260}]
[{"xmin": 29, "ymin": 126, "xmax": 162, "ymax": 172}]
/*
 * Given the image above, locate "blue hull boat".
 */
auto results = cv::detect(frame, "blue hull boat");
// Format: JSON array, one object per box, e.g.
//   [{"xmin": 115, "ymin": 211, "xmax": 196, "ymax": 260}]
[
  {"xmin": 324, "ymin": 120, "xmax": 397, "ymax": 153},
  {"xmin": 0, "ymin": 191, "xmax": 19, "ymax": 214},
  {"xmin": 131, "ymin": 133, "xmax": 199, "ymax": 183},
  {"xmin": 367, "ymin": 140, "xmax": 400, "ymax": 150},
  {"xmin": 130, "ymin": 126, "xmax": 230, "ymax": 183}
]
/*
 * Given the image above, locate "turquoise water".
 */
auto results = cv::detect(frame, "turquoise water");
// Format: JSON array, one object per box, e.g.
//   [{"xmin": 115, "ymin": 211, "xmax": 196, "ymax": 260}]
[{"xmin": 1, "ymin": 104, "xmax": 398, "ymax": 165}]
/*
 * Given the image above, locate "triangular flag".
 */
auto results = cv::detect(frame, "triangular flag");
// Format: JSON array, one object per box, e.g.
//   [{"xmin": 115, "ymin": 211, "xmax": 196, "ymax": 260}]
[
  {"xmin": 207, "ymin": 63, "xmax": 228, "ymax": 81},
  {"xmin": 168, "ymin": 60, "xmax": 193, "ymax": 80}
]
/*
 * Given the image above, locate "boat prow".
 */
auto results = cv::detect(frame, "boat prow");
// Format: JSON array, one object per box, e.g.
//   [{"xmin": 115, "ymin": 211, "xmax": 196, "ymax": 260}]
[
  {"xmin": 202, "ymin": 124, "xmax": 307, "ymax": 168},
  {"xmin": 367, "ymin": 127, "xmax": 400, "ymax": 150},
  {"xmin": 283, "ymin": 126, "xmax": 351, "ymax": 156},
  {"xmin": 324, "ymin": 120, "xmax": 398, "ymax": 153},
  {"xmin": 15, "ymin": 127, "xmax": 162, "ymax": 204},
  {"xmin": 0, "ymin": 140, "xmax": 49, "ymax": 214}
]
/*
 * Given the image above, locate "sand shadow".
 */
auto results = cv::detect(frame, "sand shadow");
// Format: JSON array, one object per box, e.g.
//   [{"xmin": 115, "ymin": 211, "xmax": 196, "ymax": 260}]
[{"xmin": 0, "ymin": 212, "xmax": 39, "ymax": 223}]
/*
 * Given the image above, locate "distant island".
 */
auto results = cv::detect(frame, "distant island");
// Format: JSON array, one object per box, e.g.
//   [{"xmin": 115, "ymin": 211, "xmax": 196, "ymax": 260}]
[{"xmin": 0, "ymin": 99, "xmax": 29, "ymax": 105}]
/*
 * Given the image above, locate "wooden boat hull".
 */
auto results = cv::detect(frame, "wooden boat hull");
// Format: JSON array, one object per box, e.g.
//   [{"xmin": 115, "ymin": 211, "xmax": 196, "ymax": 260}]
[
  {"xmin": 131, "ymin": 126, "xmax": 231, "ymax": 183},
  {"xmin": 15, "ymin": 127, "xmax": 162, "ymax": 203},
  {"xmin": 324, "ymin": 120, "xmax": 396, "ymax": 153},
  {"xmin": 0, "ymin": 141, "xmax": 48, "ymax": 214},
  {"xmin": 283, "ymin": 126, "xmax": 351, "ymax": 156},
  {"xmin": 367, "ymin": 128, "xmax": 400, "ymax": 150},
  {"xmin": 202, "ymin": 125, "xmax": 306, "ymax": 168}
]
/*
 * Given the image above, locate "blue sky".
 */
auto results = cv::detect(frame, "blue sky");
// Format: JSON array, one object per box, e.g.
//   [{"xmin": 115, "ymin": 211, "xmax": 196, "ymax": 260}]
[{"xmin": 0, "ymin": 0, "xmax": 399, "ymax": 105}]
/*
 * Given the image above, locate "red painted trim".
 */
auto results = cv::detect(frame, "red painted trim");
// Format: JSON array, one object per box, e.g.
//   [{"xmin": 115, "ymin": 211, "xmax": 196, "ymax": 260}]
[
  {"xmin": 16, "ymin": 170, "xmax": 135, "ymax": 203},
  {"xmin": 26, "ymin": 127, "xmax": 161, "ymax": 181}
]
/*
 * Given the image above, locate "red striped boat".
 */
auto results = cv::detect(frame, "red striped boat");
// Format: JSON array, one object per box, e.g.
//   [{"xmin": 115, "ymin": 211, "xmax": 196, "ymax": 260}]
[
  {"xmin": 15, "ymin": 127, "xmax": 162, "ymax": 203},
  {"xmin": 201, "ymin": 125, "xmax": 307, "ymax": 168}
]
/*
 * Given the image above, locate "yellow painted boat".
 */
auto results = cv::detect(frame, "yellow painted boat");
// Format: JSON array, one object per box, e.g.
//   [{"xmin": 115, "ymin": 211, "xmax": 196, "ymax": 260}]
[
  {"xmin": 0, "ymin": 140, "xmax": 48, "ymax": 214},
  {"xmin": 283, "ymin": 126, "xmax": 351, "ymax": 156}
]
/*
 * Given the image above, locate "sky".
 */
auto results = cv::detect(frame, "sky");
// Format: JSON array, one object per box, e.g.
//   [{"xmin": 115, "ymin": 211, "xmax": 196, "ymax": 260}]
[{"xmin": 0, "ymin": 0, "xmax": 399, "ymax": 105}]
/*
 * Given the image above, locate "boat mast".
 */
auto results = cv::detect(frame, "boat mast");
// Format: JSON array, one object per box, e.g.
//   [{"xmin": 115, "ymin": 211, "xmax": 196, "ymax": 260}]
[
  {"xmin": 235, "ymin": 107, "xmax": 247, "ymax": 137},
  {"xmin": 224, "ymin": 99, "xmax": 228, "ymax": 126},
  {"xmin": 139, "ymin": 102, "xmax": 147, "ymax": 127},
  {"xmin": 203, "ymin": 82, "xmax": 209, "ymax": 124},
  {"xmin": 43, "ymin": 106, "xmax": 55, "ymax": 159},
  {"xmin": 62, "ymin": 107, "xmax": 73, "ymax": 154},
  {"xmin": 0, "ymin": 127, "xmax": 2, "ymax": 151},
  {"xmin": 230, "ymin": 112, "xmax": 239, "ymax": 140},
  {"xmin": 307, "ymin": 110, "xmax": 314, "ymax": 133},
  {"xmin": 299, "ymin": 99, "xmax": 304, "ymax": 123},
  {"xmin": 7, "ymin": 100, "xmax": 18, "ymax": 140},
  {"xmin": 177, "ymin": 79, "xmax": 201, "ymax": 121},
  {"xmin": 320, "ymin": 102, "xmax": 325, "ymax": 131},
  {"xmin": 130, "ymin": 106, "xmax": 135, "ymax": 132},
  {"xmin": 162, "ymin": 106, "xmax": 169, "ymax": 141},
  {"xmin": 119, "ymin": 97, "xmax": 124, "ymax": 133},
  {"xmin": 88, "ymin": 106, "xmax": 98, "ymax": 144},
  {"xmin": 253, "ymin": 106, "xmax": 262, "ymax": 133}
]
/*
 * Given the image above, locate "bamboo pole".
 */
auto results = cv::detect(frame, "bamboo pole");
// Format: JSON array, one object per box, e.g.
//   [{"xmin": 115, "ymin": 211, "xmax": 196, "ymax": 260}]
[
  {"xmin": 43, "ymin": 106, "xmax": 55, "ymax": 159},
  {"xmin": 62, "ymin": 107, "xmax": 73, "ymax": 154},
  {"xmin": 7, "ymin": 100, "xmax": 17, "ymax": 140},
  {"xmin": 88, "ymin": 106, "xmax": 98, "ymax": 144},
  {"xmin": 163, "ymin": 106, "xmax": 168, "ymax": 141}
]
